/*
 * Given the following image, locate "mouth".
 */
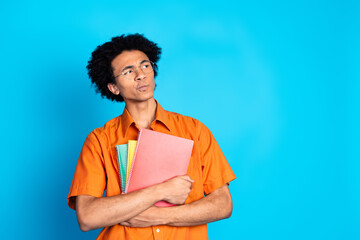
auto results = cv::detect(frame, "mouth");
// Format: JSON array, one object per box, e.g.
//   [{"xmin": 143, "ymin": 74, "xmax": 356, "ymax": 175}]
[{"xmin": 137, "ymin": 84, "xmax": 149, "ymax": 91}]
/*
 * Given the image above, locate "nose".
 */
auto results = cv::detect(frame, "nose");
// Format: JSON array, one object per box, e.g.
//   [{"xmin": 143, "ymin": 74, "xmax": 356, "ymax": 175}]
[{"xmin": 134, "ymin": 66, "xmax": 146, "ymax": 81}]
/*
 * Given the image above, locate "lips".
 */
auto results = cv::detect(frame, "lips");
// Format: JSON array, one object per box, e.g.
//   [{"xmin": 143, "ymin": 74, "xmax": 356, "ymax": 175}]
[{"xmin": 137, "ymin": 84, "xmax": 149, "ymax": 91}]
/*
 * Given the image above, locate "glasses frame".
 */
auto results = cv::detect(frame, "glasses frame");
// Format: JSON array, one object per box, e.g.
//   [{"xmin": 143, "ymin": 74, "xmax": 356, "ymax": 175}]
[{"xmin": 113, "ymin": 60, "xmax": 155, "ymax": 79}]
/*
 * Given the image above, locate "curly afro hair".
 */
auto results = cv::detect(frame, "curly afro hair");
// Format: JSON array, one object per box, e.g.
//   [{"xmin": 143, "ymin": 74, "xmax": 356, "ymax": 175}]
[{"xmin": 86, "ymin": 33, "xmax": 162, "ymax": 102}]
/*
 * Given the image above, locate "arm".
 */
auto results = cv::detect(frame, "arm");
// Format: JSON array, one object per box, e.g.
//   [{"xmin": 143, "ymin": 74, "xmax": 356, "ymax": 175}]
[
  {"xmin": 120, "ymin": 183, "xmax": 232, "ymax": 227},
  {"xmin": 75, "ymin": 175, "xmax": 193, "ymax": 231}
]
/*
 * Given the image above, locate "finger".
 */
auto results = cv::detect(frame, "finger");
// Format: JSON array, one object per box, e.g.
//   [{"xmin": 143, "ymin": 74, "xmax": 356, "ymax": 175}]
[{"xmin": 182, "ymin": 175, "xmax": 194, "ymax": 183}]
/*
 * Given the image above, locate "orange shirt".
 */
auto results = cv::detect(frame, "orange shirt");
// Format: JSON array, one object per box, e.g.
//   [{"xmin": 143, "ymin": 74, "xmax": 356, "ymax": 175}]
[{"xmin": 67, "ymin": 102, "xmax": 236, "ymax": 240}]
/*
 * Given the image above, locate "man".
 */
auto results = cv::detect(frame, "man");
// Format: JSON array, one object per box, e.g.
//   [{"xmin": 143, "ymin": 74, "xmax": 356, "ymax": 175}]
[{"xmin": 68, "ymin": 33, "xmax": 236, "ymax": 239}]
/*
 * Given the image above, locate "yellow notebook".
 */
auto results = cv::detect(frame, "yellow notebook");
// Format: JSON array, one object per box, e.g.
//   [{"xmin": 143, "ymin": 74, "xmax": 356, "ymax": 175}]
[{"xmin": 126, "ymin": 140, "xmax": 137, "ymax": 183}]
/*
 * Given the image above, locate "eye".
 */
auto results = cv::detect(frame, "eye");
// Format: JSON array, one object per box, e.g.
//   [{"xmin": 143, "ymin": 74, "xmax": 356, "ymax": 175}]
[
  {"xmin": 141, "ymin": 63, "xmax": 150, "ymax": 69},
  {"xmin": 123, "ymin": 69, "xmax": 133, "ymax": 75}
]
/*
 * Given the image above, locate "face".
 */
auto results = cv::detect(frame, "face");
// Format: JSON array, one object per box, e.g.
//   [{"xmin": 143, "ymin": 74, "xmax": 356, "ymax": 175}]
[{"xmin": 108, "ymin": 50, "xmax": 155, "ymax": 104}]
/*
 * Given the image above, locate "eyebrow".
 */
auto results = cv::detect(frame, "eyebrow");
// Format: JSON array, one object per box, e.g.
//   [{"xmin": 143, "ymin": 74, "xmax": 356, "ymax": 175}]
[{"xmin": 120, "ymin": 60, "xmax": 150, "ymax": 72}]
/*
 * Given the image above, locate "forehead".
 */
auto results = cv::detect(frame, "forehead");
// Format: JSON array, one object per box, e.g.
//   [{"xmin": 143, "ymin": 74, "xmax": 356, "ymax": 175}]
[{"xmin": 111, "ymin": 50, "xmax": 149, "ymax": 70}]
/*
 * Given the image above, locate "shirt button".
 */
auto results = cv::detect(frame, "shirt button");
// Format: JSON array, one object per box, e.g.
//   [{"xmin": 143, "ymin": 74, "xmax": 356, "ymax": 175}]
[{"xmin": 156, "ymin": 228, "xmax": 160, "ymax": 233}]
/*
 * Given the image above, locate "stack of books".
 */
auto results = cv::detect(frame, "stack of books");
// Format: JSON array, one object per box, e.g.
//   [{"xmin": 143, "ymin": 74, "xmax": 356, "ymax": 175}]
[{"xmin": 116, "ymin": 129, "xmax": 194, "ymax": 207}]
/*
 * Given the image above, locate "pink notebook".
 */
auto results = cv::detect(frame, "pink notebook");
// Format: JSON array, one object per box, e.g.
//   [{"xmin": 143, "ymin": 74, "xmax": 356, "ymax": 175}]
[{"xmin": 126, "ymin": 129, "xmax": 194, "ymax": 207}]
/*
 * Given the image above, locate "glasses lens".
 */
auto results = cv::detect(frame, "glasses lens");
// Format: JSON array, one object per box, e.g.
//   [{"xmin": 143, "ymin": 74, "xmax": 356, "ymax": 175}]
[
  {"xmin": 121, "ymin": 68, "xmax": 135, "ymax": 79},
  {"xmin": 140, "ymin": 61, "xmax": 153, "ymax": 74},
  {"xmin": 119, "ymin": 61, "xmax": 154, "ymax": 79}
]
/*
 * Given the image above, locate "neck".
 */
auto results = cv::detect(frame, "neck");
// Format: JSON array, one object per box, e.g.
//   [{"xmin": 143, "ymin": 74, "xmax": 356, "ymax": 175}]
[{"xmin": 124, "ymin": 98, "xmax": 157, "ymax": 129}]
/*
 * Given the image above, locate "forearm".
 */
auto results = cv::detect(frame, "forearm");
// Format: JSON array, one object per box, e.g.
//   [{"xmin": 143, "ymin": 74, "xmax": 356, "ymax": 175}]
[
  {"xmin": 121, "ymin": 184, "xmax": 233, "ymax": 227},
  {"xmin": 76, "ymin": 185, "xmax": 163, "ymax": 231},
  {"xmin": 76, "ymin": 175, "xmax": 193, "ymax": 231},
  {"xmin": 163, "ymin": 184, "xmax": 233, "ymax": 226}
]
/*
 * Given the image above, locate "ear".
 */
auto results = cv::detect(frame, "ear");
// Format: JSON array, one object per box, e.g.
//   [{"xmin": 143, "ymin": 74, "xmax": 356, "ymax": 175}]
[{"xmin": 107, "ymin": 83, "xmax": 120, "ymax": 95}]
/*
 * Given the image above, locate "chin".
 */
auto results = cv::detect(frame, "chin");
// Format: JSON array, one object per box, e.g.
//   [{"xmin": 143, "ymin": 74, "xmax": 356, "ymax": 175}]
[{"xmin": 136, "ymin": 93, "xmax": 155, "ymax": 102}]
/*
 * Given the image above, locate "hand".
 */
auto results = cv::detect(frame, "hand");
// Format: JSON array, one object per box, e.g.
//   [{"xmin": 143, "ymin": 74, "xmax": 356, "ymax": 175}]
[{"xmin": 158, "ymin": 175, "xmax": 194, "ymax": 205}]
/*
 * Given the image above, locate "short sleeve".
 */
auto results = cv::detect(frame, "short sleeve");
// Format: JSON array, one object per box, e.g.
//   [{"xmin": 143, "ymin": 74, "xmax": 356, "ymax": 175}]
[
  {"xmin": 67, "ymin": 131, "xmax": 107, "ymax": 210},
  {"xmin": 198, "ymin": 121, "xmax": 236, "ymax": 195}
]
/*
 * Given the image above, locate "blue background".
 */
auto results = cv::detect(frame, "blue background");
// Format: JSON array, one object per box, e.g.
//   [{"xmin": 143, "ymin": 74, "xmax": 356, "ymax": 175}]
[{"xmin": 1, "ymin": 0, "xmax": 358, "ymax": 239}]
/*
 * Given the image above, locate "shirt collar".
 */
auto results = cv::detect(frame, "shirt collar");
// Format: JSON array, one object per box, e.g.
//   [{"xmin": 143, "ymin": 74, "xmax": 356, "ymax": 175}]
[
  {"xmin": 154, "ymin": 102, "xmax": 172, "ymax": 132},
  {"xmin": 120, "ymin": 101, "xmax": 172, "ymax": 136}
]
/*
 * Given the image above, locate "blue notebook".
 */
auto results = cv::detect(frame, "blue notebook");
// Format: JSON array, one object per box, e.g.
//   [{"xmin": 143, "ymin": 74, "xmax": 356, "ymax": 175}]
[{"xmin": 116, "ymin": 144, "xmax": 128, "ymax": 193}]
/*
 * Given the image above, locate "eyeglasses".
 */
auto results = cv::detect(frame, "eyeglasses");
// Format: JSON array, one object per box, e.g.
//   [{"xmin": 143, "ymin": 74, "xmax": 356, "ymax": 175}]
[{"xmin": 114, "ymin": 60, "xmax": 154, "ymax": 80}]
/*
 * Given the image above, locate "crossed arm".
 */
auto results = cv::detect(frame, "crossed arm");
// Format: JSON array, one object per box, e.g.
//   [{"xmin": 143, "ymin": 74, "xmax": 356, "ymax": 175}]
[{"xmin": 75, "ymin": 176, "xmax": 233, "ymax": 231}]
